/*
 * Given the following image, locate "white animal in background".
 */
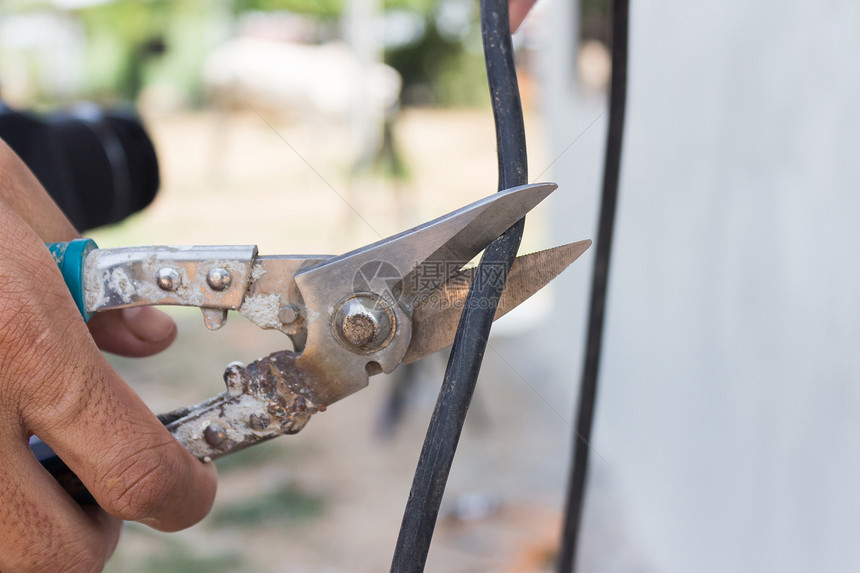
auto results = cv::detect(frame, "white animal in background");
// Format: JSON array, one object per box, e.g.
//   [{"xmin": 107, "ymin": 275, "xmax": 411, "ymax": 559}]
[{"xmin": 202, "ymin": 37, "xmax": 401, "ymax": 123}]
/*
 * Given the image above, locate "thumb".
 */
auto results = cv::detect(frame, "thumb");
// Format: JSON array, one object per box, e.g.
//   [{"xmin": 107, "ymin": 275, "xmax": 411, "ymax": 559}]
[{"xmin": 88, "ymin": 307, "xmax": 178, "ymax": 357}]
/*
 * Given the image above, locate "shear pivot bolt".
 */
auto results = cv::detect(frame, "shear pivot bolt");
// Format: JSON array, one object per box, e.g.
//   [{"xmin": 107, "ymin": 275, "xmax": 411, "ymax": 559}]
[
  {"xmin": 203, "ymin": 423, "xmax": 228, "ymax": 447},
  {"xmin": 333, "ymin": 294, "xmax": 395, "ymax": 351},
  {"xmin": 156, "ymin": 267, "xmax": 180, "ymax": 291},
  {"xmin": 343, "ymin": 312, "xmax": 378, "ymax": 346},
  {"xmin": 207, "ymin": 268, "xmax": 232, "ymax": 291}
]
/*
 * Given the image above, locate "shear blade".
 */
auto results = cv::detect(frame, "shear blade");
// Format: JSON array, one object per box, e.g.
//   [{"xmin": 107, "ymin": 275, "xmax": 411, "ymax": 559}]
[
  {"xmin": 402, "ymin": 240, "xmax": 591, "ymax": 363},
  {"xmin": 293, "ymin": 183, "xmax": 556, "ymax": 301}
]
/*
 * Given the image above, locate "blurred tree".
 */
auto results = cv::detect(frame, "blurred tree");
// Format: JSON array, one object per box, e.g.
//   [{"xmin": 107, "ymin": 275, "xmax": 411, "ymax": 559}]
[
  {"xmin": 582, "ymin": 0, "xmax": 611, "ymax": 43},
  {"xmin": 234, "ymin": 0, "xmax": 342, "ymax": 19},
  {"xmin": 234, "ymin": 0, "xmax": 488, "ymax": 106},
  {"xmin": 234, "ymin": 0, "xmax": 437, "ymax": 18},
  {"xmin": 384, "ymin": 16, "xmax": 487, "ymax": 106},
  {"xmin": 74, "ymin": 0, "xmax": 226, "ymax": 105},
  {"xmin": 77, "ymin": 0, "xmax": 171, "ymax": 101}
]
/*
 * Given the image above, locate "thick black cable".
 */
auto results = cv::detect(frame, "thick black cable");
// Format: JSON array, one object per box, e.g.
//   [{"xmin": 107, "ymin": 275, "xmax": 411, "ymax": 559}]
[
  {"xmin": 389, "ymin": 0, "xmax": 527, "ymax": 570},
  {"xmin": 557, "ymin": 0, "xmax": 629, "ymax": 571}
]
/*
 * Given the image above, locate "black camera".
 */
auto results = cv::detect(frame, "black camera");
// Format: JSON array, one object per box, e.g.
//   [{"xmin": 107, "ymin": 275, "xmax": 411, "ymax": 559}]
[{"xmin": 0, "ymin": 101, "xmax": 160, "ymax": 231}]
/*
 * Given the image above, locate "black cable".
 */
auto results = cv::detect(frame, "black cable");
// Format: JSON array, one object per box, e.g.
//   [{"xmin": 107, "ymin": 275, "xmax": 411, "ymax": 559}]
[
  {"xmin": 557, "ymin": 0, "xmax": 629, "ymax": 571},
  {"xmin": 389, "ymin": 0, "xmax": 527, "ymax": 570}
]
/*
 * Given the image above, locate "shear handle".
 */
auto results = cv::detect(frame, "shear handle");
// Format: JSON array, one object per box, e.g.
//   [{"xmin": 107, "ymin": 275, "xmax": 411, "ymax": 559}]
[{"xmin": 32, "ymin": 350, "xmax": 325, "ymax": 504}]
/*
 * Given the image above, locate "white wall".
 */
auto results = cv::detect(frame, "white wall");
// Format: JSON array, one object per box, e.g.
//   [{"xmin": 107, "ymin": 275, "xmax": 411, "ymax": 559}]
[{"xmin": 539, "ymin": 1, "xmax": 860, "ymax": 571}]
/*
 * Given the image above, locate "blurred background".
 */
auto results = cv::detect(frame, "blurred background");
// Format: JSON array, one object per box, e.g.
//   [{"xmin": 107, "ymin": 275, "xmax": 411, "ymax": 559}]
[{"xmin": 3, "ymin": 0, "xmax": 860, "ymax": 572}]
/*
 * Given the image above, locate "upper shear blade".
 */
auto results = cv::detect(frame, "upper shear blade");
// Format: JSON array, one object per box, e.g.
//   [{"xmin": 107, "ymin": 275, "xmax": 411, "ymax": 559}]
[{"xmin": 293, "ymin": 182, "xmax": 556, "ymax": 305}]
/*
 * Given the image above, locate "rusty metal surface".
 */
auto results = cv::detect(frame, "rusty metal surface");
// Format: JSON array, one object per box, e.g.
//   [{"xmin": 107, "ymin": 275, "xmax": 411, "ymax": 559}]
[{"xmin": 159, "ymin": 351, "xmax": 322, "ymax": 461}]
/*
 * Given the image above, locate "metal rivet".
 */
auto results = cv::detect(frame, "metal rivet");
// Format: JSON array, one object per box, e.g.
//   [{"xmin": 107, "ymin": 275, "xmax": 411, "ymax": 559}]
[
  {"xmin": 206, "ymin": 267, "xmax": 232, "ymax": 291},
  {"xmin": 278, "ymin": 304, "xmax": 299, "ymax": 324},
  {"xmin": 203, "ymin": 423, "xmax": 228, "ymax": 447},
  {"xmin": 156, "ymin": 267, "xmax": 180, "ymax": 291}
]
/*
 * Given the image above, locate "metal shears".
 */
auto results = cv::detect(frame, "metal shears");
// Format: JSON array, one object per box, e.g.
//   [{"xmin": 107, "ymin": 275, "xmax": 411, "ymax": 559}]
[{"xmin": 39, "ymin": 182, "xmax": 590, "ymax": 498}]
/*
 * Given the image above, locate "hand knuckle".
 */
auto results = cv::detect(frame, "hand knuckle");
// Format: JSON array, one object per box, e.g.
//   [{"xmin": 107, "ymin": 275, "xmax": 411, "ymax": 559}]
[
  {"xmin": 101, "ymin": 441, "xmax": 178, "ymax": 521},
  {"xmin": 0, "ymin": 277, "xmax": 33, "ymax": 341},
  {"xmin": 0, "ymin": 260, "xmax": 95, "ymax": 416},
  {"xmin": 0, "ymin": 272, "xmax": 58, "ymax": 352},
  {"xmin": 0, "ymin": 311, "xmax": 78, "ymax": 414},
  {"xmin": 0, "ymin": 307, "xmax": 54, "ymax": 406}
]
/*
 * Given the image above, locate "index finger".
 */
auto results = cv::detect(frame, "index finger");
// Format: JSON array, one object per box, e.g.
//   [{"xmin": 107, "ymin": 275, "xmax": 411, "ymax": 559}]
[{"xmin": 1, "ymin": 203, "xmax": 216, "ymax": 531}]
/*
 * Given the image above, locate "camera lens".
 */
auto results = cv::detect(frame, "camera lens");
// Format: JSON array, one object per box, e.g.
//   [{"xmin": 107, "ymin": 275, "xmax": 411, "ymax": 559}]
[{"xmin": 0, "ymin": 102, "xmax": 160, "ymax": 231}]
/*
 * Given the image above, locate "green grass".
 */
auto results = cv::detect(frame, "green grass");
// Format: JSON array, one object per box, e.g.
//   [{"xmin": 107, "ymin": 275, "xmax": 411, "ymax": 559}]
[
  {"xmin": 213, "ymin": 440, "xmax": 292, "ymax": 474},
  {"xmin": 107, "ymin": 533, "xmax": 256, "ymax": 573},
  {"xmin": 139, "ymin": 551, "xmax": 248, "ymax": 573},
  {"xmin": 210, "ymin": 481, "xmax": 324, "ymax": 527}
]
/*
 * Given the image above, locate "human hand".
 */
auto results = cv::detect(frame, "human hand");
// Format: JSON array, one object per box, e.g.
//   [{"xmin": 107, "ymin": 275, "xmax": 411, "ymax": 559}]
[
  {"xmin": 510, "ymin": 0, "xmax": 538, "ymax": 32},
  {"xmin": 0, "ymin": 140, "xmax": 216, "ymax": 572}
]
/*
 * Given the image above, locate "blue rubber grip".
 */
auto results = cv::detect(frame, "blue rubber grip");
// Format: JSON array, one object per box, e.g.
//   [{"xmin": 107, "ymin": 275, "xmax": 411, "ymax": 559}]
[{"xmin": 47, "ymin": 238, "xmax": 98, "ymax": 322}]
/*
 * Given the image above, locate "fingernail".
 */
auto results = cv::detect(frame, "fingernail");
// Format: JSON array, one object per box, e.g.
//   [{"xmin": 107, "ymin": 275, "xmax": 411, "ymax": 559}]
[{"xmin": 122, "ymin": 307, "xmax": 176, "ymax": 343}]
